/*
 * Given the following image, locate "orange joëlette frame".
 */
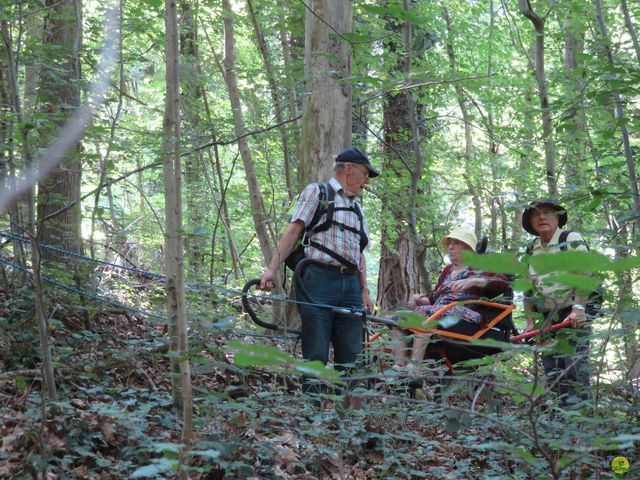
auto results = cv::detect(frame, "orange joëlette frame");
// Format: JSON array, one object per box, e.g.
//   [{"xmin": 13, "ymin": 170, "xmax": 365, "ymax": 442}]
[{"xmin": 369, "ymin": 300, "xmax": 515, "ymax": 344}]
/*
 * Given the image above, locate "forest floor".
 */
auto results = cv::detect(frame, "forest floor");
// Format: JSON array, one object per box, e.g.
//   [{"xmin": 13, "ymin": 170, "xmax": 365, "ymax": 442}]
[{"xmin": 0, "ymin": 284, "xmax": 637, "ymax": 479}]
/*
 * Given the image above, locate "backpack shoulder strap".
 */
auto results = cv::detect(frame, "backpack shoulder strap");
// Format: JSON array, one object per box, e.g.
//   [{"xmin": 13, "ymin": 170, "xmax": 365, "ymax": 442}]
[
  {"xmin": 558, "ymin": 230, "xmax": 570, "ymax": 251},
  {"xmin": 306, "ymin": 183, "xmax": 328, "ymax": 232},
  {"xmin": 306, "ymin": 182, "xmax": 335, "ymax": 233},
  {"xmin": 559, "ymin": 230, "xmax": 590, "ymax": 251},
  {"xmin": 525, "ymin": 239, "xmax": 536, "ymax": 256},
  {"xmin": 354, "ymin": 201, "xmax": 368, "ymax": 252}
]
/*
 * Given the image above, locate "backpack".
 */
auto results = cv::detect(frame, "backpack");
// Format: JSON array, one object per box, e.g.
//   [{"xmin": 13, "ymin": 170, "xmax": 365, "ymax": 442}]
[
  {"xmin": 284, "ymin": 182, "xmax": 368, "ymax": 271},
  {"xmin": 525, "ymin": 230, "xmax": 603, "ymax": 317}
]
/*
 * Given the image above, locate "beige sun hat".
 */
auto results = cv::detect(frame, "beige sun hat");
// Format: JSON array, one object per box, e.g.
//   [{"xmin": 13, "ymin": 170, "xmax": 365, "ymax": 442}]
[{"xmin": 441, "ymin": 226, "xmax": 477, "ymax": 252}]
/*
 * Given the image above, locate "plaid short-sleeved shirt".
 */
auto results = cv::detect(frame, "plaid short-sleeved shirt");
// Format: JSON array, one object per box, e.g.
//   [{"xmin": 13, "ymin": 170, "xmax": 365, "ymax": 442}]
[{"xmin": 291, "ymin": 177, "xmax": 368, "ymax": 271}]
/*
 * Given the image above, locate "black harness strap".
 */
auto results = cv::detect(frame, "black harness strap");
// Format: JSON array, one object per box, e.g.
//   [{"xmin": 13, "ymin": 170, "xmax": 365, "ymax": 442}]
[{"xmin": 303, "ymin": 183, "xmax": 368, "ymax": 270}]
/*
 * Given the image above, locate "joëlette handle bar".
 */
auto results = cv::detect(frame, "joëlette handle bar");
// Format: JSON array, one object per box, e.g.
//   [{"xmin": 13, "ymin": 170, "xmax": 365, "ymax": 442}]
[
  {"xmin": 242, "ymin": 278, "xmax": 579, "ymax": 344},
  {"xmin": 241, "ymin": 277, "xmax": 395, "ymax": 334},
  {"xmin": 509, "ymin": 317, "xmax": 574, "ymax": 343}
]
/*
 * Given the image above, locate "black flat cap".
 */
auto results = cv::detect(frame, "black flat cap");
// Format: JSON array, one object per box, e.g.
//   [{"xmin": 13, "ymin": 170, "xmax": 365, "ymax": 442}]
[
  {"xmin": 335, "ymin": 148, "xmax": 380, "ymax": 178},
  {"xmin": 522, "ymin": 199, "xmax": 568, "ymax": 236}
]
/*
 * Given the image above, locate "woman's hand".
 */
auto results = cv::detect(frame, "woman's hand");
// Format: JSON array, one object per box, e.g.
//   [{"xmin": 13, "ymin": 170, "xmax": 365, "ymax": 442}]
[
  {"xmin": 409, "ymin": 293, "xmax": 430, "ymax": 309},
  {"xmin": 449, "ymin": 277, "xmax": 487, "ymax": 293}
]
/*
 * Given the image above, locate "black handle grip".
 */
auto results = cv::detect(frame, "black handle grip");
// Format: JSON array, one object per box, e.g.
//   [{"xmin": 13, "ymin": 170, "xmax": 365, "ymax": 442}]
[{"xmin": 241, "ymin": 279, "xmax": 301, "ymax": 335}]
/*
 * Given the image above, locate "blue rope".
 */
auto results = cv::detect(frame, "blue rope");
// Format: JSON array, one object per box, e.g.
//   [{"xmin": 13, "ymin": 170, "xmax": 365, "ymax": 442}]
[
  {"xmin": 0, "ymin": 256, "xmax": 299, "ymax": 340},
  {"xmin": 0, "ymin": 231, "xmax": 165, "ymax": 280},
  {"xmin": 0, "ymin": 231, "xmax": 367, "ymax": 316}
]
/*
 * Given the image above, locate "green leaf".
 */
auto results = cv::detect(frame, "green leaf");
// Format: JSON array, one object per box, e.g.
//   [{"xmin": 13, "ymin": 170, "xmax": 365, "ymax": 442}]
[
  {"xmin": 556, "ymin": 455, "xmax": 575, "ymax": 468},
  {"xmin": 445, "ymin": 416, "xmax": 460, "ymax": 434},
  {"xmin": 290, "ymin": 360, "xmax": 342, "ymax": 381},
  {"xmin": 131, "ymin": 460, "xmax": 174, "ymax": 478},
  {"xmin": 229, "ymin": 340, "xmax": 292, "ymax": 367},
  {"xmin": 528, "ymin": 251, "xmax": 611, "ymax": 274},
  {"xmin": 462, "ymin": 251, "xmax": 526, "ymax": 275},
  {"xmin": 608, "ymin": 256, "xmax": 640, "ymax": 272},
  {"xmin": 512, "ymin": 278, "xmax": 534, "ymax": 292},
  {"xmin": 467, "ymin": 337, "xmax": 516, "ymax": 350},
  {"xmin": 395, "ymin": 311, "xmax": 430, "ymax": 329},
  {"xmin": 550, "ymin": 336, "xmax": 576, "ymax": 355},
  {"xmin": 16, "ymin": 376, "xmax": 27, "ymax": 393},
  {"xmin": 542, "ymin": 274, "xmax": 601, "ymax": 294},
  {"xmin": 521, "ymin": 382, "xmax": 545, "ymax": 397},
  {"xmin": 514, "ymin": 447, "xmax": 537, "ymax": 463},
  {"xmin": 189, "ymin": 449, "xmax": 221, "ymax": 460}
]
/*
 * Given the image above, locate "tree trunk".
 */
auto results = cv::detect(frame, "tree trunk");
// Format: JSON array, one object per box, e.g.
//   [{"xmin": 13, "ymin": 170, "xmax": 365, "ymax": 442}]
[
  {"xmin": 561, "ymin": 15, "xmax": 588, "ymax": 213},
  {"xmin": 163, "ymin": 0, "xmax": 193, "ymax": 462},
  {"xmin": 594, "ymin": 0, "xmax": 640, "ymax": 219},
  {"xmin": 377, "ymin": 3, "xmax": 424, "ymax": 310},
  {"xmin": 443, "ymin": 6, "xmax": 482, "ymax": 237},
  {"xmin": 299, "ymin": 0, "xmax": 352, "ymax": 184},
  {"xmin": 31, "ymin": 239, "xmax": 58, "ymax": 399},
  {"xmin": 247, "ymin": 0, "xmax": 293, "ymax": 201},
  {"xmin": 518, "ymin": 0, "xmax": 556, "ymax": 197},
  {"xmin": 179, "ymin": 0, "xmax": 208, "ymax": 278},
  {"xmin": 279, "ymin": 24, "xmax": 302, "ymax": 189},
  {"xmin": 90, "ymin": 0, "xmax": 124, "ymax": 260},
  {"xmin": 620, "ymin": 0, "xmax": 640, "ymax": 64},
  {"xmin": 221, "ymin": 0, "xmax": 274, "ymax": 265},
  {"xmin": 0, "ymin": 20, "xmax": 30, "ymax": 269},
  {"xmin": 36, "ymin": 0, "xmax": 83, "ymax": 258}
]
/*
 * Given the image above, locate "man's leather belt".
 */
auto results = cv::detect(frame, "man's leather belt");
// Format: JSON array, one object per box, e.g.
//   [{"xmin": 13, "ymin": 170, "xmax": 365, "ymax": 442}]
[{"xmin": 312, "ymin": 262, "xmax": 358, "ymax": 276}]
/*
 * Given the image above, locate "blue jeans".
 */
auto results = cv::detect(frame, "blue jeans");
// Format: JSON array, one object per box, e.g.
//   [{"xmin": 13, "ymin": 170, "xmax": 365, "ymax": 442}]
[{"xmin": 296, "ymin": 264, "xmax": 363, "ymax": 395}]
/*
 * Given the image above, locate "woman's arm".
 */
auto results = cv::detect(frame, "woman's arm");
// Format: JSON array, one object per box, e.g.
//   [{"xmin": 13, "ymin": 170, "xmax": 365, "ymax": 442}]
[
  {"xmin": 448, "ymin": 271, "xmax": 510, "ymax": 297},
  {"xmin": 478, "ymin": 271, "xmax": 510, "ymax": 297}
]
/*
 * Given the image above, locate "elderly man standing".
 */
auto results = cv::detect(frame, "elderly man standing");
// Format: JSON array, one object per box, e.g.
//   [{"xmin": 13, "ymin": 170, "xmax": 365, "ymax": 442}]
[
  {"xmin": 522, "ymin": 199, "xmax": 592, "ymax": 406},
  {"xmin": 260, "ymin": 148, "xmax": 378, "ymax": 398}
]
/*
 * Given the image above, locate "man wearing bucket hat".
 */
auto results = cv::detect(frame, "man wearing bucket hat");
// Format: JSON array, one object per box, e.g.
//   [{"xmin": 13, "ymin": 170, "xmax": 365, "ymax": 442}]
[
  {"xmin": 259, "ymin": 147, "xmax": 379, "ymax": 400},
  {"xmin": 392, "ymin": 226, "xmax": 510, "ymax": 372},
  {"xmin": 522, "ymin": 199, "xmax": 591, "ymax": 405}
]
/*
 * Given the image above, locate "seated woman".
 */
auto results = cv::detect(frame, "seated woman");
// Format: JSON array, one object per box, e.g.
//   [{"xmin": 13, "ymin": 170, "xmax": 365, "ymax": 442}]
[{"xmin": 393, "ymin": 226, "xmax": 511, "ymax": 372}]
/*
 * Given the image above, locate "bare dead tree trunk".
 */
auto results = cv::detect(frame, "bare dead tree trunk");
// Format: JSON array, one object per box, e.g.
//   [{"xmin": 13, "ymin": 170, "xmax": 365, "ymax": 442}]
[
  {"xmin": 594, "ymin": 0, "xmax": 640, "ymax": 221},
  {"xmin": 620, "ymin": 0, "xmax": 640, "ymax": 64},
  {"xmin": 2, "ymin": 5, "xmax": 57, "ymax": 382},
  {"xmin": 518, "ymin": 0, "xmax": 557, "ymax": 196},
  {"xmin": 163, "ymin": 0, "xmax": 193, "ymax": 464},
  {"xmin": 443, "ymin": 6, "xmax": 482, "ymax": 237},
  {"xmin": 0, "ymin": 20, "xmax": 31, "ymax": 267},
  {"xmin": 90, "ymin": 0, "xmax": 124, "ymax": 260},
  {"xmin": 561, "ymin": 16, "xmax": 588, "ymax": 217},
  {"xmin": 221, "ymin": 0, "xmax": 274, "ymax": 265},
  {"xmin": 595, "ymin": 0, "xmax": 640, "ymax": 396},
  {"xmin": 279, "ymin": 25, "xmax": 302, "ymax": 189},
  {"xmin": 197, "ymin": 28, "xmax": 242, "ymax": 280},
  {"xmin": 247, "ymin": 0, "xmax": 293, "ymax": 201},
  {"xmin": 512, "ymin": 79, "xmax": 536, "ymax": 248},
  {"xmin": 299, "ymin": 0, "xmax": 352, "ymax": 184}
]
